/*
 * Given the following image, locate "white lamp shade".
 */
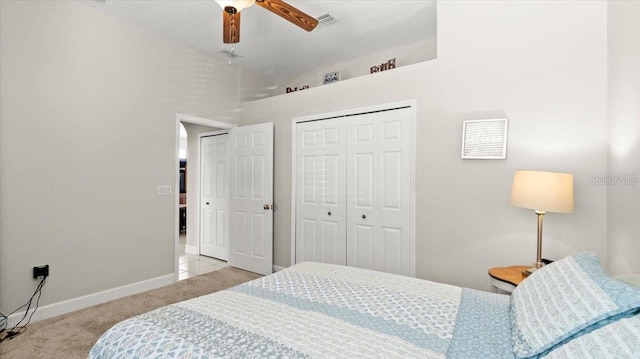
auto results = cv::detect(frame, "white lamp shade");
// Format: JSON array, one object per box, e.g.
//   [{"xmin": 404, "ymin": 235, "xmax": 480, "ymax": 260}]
[
  {"xmin": 215, "ymin": 0, "xmax": 256, "ymax": 12},
  {"xmin": 509, "ymin": 170, "xmax": 574, "ymax": 213}
]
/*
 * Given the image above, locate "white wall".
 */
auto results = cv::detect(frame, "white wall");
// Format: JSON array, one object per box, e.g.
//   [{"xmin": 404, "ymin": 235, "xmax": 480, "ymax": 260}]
[
  {"xmin": 240, "ymin": 0, "xmax": 609, "ymax": 290},
  {"xmin": 607, "ymin": 0, "xmax": 640, "ymax": 275},
  {"xmin": 0, "ymin": 0, "xmax": 272, "ymax": 314}
]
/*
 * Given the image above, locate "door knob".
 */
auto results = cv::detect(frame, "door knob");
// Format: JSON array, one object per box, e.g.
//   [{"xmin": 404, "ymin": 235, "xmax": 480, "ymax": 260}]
[
  {"xmin": 362, "ymin": 214, "xmax": 366, "ymax": 219},
  {"xmin": 328, "ymin": 211, "xmax": 332, "ymax": 216},
  {"xmin": 206, "ymin": 202, "xmax": 210, "ymax": 205},
  {"xmin": 263, "ymin": 204, "xmax": 271, "ymax": 210}
]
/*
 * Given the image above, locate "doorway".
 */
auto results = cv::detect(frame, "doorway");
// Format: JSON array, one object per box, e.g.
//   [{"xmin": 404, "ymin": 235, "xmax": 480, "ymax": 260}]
[
  {"xmin": 174, "ymin": 115, "xmax": 275, "ymax": 280},
  {"xmin": 174, "ymin": 114, "xmax": 236, "ymax": 282},
  {"xmin": 178, "ymin": 125, "xmax": 231, "ymax": 280}
]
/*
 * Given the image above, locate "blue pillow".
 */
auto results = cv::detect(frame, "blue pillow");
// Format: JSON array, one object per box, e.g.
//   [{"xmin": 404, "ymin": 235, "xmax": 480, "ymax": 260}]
[{"xmin": 510, "ymin": 252, "xmax": 640, "ymax": 359}]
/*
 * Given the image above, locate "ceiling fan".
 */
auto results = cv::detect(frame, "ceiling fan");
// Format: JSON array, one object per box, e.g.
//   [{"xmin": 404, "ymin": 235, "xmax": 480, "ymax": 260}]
[{"xmin": 215, "ymin": 0, "xmax": 319, "ymax": 43}]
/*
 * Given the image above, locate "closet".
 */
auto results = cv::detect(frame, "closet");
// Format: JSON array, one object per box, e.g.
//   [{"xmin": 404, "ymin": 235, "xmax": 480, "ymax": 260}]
[{"xmin": 294, "ymin": 105, "xmax": 414, "ymax": 276}]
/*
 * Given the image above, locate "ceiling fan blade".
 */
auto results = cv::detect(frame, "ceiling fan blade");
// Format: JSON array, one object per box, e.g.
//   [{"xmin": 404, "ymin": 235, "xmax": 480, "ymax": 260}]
[
  {"xmin": 223, "ymin": 9, "xmax": 241, "ymax": 44},
  {"xmin": 256, "ymin": 0, "xmax": 318, "ymax": 32}
]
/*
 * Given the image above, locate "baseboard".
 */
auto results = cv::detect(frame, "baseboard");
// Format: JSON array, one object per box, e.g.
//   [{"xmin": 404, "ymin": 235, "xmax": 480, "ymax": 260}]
[
  {"xmin": 185, "ymin": 244, "xmax": 199, "ymax": 255},
  {"xmin": 6, "ymin": 274, "xmax": 174, "ymax": 329},
  {"xmin": 272, "ymin": 265, "xmax": 285, "ymax": 272}
]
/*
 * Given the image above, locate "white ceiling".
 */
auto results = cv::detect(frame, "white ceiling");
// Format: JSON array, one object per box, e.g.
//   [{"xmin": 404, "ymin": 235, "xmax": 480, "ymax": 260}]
[{"xmin": 84, "ymin": 0, "xmax": 437, "ymax": 81}]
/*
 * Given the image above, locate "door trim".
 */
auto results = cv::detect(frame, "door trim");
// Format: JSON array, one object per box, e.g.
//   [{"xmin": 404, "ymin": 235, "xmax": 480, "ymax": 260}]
[
  {"xmin": 289, "ymin": 100, "xmax": 417, "ymax": 276},
  {"xmin": 174, "ymin": 114, "xmax": 236, "ymax": 283}
]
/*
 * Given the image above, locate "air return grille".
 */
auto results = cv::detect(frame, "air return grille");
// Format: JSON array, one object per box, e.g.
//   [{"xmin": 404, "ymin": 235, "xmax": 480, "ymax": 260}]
[{"xmin": 316, "ymin": 13, "xmax": 337, "ymax": 27}]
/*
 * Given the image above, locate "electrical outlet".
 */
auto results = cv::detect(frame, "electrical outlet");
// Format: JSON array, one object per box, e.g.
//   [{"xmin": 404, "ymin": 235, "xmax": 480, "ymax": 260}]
[{"xmin": 33, "ymin": 265, "xmax": 49, "ymax": 279}]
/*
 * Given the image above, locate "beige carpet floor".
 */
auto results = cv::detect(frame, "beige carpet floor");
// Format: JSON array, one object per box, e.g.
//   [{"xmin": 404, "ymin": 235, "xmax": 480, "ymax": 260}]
[{"xmin": 0, "ymin": 267, "xmax": 261, "ymax": 359}]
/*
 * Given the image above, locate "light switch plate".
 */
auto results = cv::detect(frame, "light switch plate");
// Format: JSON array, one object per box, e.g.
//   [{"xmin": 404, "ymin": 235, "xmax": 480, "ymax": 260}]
[{"xmin": 157, "ymin": 185, "xmax": 172, "ymax": 196}]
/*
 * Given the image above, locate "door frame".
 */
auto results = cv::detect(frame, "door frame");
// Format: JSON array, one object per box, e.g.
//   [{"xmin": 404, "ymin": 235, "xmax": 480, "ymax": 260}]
[
  {"xmin": 174, "ymin": 113, "xmax": 236, "ymax": 282},
  {"xmin": 289, "ymin": 100, "xmax": 417, "ymax": 276}
]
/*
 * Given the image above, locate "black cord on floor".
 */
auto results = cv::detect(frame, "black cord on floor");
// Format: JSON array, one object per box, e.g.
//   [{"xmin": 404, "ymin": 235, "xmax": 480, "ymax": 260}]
[
  {"xmin": 0, "ymin": 277, "xmax": 46, "ymax": 343},
  {"xmin": 0, "ymin": 312, "xmax": 7, "ymax": 335}
]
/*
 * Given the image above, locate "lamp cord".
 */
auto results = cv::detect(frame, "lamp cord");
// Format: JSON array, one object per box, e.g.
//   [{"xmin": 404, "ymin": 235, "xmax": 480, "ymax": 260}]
[{"xmin": 0, "ymin": 277, "xmax": 47, "ymax": 343}]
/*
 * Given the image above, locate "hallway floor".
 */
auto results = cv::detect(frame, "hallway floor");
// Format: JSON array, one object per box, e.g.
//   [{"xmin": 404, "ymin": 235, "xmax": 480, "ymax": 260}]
[{"xmin": 178, "ymin": 233, "xmax": 228, "ymax": 280}]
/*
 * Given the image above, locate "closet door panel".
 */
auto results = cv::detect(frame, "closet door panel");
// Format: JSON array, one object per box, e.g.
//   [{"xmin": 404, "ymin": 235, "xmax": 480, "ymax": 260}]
[
  {"xmin": 355, "ymin": 154, "xmax": 374, "ymax": 208},
  {"xmin": 346, "ymin": 108, "xmax": 412, "ymax": 276},
  {"xmin": 352, "ymin": 224, "xmax": 374, "ymax": 269},
  {"xmin": 382, "ymin": 151, "xmax": 402, "ymax": 210},
  {"xmin": 295, "ymin": 119, "xmax": 347, "ymax": 265},
  {"xmin": 322, "ymin": 220, "xmax": 340, "ymax": 264},
  {"xmin": 382, "ymin": 226, "xmax": 403, "ymax": 275}
]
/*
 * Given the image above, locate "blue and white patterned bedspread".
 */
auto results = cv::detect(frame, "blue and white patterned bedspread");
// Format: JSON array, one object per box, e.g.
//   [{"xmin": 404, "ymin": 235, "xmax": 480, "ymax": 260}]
[{"xmin": 89, "ymin": 262, "xmax": 514, "ymax": 358}]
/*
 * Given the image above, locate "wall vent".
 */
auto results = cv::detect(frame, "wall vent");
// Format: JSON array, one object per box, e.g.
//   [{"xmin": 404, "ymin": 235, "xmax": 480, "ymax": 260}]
[{"xmin": 316, "ymin": 13, "xmax": 337, "ymax": 28}]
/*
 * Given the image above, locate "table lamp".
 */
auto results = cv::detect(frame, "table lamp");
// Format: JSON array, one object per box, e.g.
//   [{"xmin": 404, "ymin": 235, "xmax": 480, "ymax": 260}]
[{"xmin": 509, "ymin": 170, "xmax": 574, "ymax": 273}]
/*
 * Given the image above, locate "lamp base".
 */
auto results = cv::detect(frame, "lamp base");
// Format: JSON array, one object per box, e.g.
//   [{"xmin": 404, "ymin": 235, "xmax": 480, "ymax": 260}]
[{"xmin": 522, "ymin": 261, "xmax": 546, "ymax": 277}]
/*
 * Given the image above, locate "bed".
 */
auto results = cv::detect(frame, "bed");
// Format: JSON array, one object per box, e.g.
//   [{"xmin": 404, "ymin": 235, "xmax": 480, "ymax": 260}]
[{"xmin": 88, "ymin": 252, "xmax": 640, "ymax": 358}]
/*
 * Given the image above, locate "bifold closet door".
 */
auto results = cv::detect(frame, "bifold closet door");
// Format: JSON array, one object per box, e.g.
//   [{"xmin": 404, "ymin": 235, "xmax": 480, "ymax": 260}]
[
  {"xmin": 295, "ymin": 118, "xmax": 347, "ymax": 265},
  {"xmin": 346, "ymin": 108, "xmax": 412, "ymax": 276}
]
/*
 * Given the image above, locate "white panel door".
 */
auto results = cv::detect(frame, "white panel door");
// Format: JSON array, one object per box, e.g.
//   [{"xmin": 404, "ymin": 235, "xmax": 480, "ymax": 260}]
[
  {"xmin": 229, "ymin": 123, "xmax": 274, "ymax": 275},
  {"xmin": 346, "ymin": 108, "xmax": 412, "ymax": 276},
  {"xmin": 200, "ymin": 134, "xmax": 230, "ymax": 260},
  {"xmin": 295, "ymin": 119, "xmax": 347, "ymax": 265}
]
